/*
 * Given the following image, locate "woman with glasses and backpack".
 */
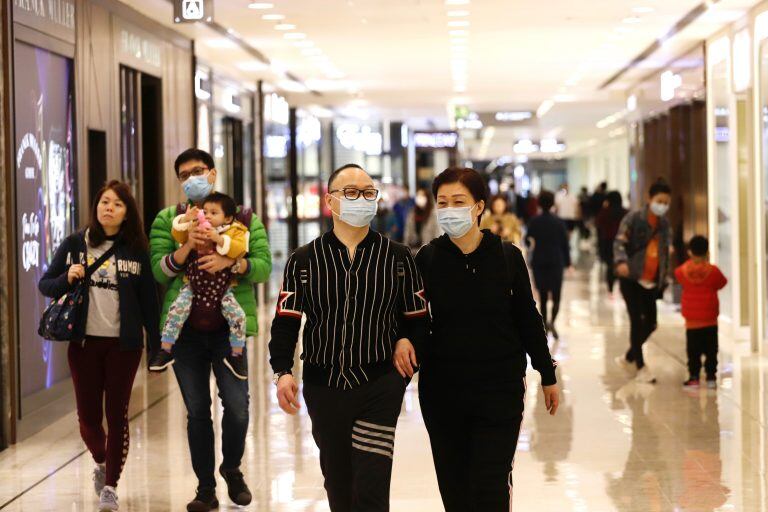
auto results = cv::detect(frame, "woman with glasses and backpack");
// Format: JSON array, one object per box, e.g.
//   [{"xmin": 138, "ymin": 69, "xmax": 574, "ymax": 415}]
[
  {"xmin": 394, "ymin": 167, "xmax": 560, "ymax": 511},
  {"xmin": 38, "ymin": 181, "xmax": 160, "ymax": 512}
]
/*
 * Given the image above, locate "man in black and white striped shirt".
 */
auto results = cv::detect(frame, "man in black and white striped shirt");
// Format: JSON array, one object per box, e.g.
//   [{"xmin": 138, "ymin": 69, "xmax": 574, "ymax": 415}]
[{"xmin": 269, "ymin": 164, "xmax": 427, "ymax": 512}]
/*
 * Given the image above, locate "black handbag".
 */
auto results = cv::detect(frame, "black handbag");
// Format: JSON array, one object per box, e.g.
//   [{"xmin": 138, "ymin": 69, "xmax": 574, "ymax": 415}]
[{"xmin": 38, "ymin": 244, "xmax": 118, "ymax": 342}]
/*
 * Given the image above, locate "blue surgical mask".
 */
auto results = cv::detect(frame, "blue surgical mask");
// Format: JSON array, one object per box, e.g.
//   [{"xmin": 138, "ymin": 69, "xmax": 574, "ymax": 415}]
[
  {"xmin": 333, "ymin": 197, "xmax": 378, "ymax": 227},
  {"xmin": 437, "ymin": 204, "xmax": 477, "ymax": 238},
  {"xmin": 183, "ymin": 174, "xmax": 214, "ymax": 202},
  {"xmin": 650, "ymin": 201, "xmax": 669, "ymax": 217}
]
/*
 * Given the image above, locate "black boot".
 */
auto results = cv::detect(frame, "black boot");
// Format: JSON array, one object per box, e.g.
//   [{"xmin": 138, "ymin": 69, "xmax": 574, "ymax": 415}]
[
  {"xmin": 219, "ymin": 467, "xmax": 252, "ymax": 506},
  {"xmin": 187, "ymin": 487, "xmax": 218, "ymax": 512}
]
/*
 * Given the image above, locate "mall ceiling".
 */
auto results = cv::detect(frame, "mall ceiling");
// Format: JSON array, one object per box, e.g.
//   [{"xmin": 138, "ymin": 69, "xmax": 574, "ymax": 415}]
[{"xmin": 127, "ymin": 0, "xmax": 758, "ymax": 158}]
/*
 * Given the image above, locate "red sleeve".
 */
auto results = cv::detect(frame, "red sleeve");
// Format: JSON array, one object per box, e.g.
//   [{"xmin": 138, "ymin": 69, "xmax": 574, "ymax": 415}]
[
  {"xmin": 712, "ymin": 266, "xmax": 728, "ymax": 290},
  {"xmin": 674, "ymin": 264, "xmax": 686, "ymax": 285}
]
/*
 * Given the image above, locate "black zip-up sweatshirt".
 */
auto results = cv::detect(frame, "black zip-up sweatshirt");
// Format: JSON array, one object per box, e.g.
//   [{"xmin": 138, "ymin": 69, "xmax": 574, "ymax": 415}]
[
  {"xmin": 415, "ymin": 231, "xmax": 557, "ymax": 386},
  {"xmin": 38, "ymin": 231, "xmax": 161, "ymax": 353}
]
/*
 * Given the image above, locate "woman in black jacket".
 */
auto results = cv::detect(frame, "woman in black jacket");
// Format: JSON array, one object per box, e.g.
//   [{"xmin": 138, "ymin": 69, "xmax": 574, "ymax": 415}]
[
  {"xmin": 526, "ymin": 189, "xmax": 572, "ymax": 340},
  {"xmin": 39, "ymin": 180, "xmax": 160, "ymax": 512},
  {"xmin": 393, "ymin": 168, "xmax": 559, "ymax": 512}
]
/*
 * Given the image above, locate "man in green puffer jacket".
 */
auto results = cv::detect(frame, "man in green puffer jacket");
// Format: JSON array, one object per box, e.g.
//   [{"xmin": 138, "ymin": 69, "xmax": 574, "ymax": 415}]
[{"xmin": 149, "ymin": 148, "xmax": 271, "ymax": 512}]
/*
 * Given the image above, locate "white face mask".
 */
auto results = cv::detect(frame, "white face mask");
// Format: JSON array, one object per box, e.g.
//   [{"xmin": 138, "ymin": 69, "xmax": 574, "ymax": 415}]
[
  {"xmin": 332, "ymin": 196, "xmax": 378, "ymax": 227},
  {"xmin": 650, "ymin": 201, "xmax": 669, "ymax": 217},
  {"xmin": 437, "ymin": 204, "xmax": 477, "ymax": 238}
]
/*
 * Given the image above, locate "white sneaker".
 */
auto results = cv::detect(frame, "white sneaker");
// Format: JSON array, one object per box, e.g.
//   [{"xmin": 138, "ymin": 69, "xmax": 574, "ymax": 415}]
[
  {"xmin": 93, "ymin": 463, "xmax": 106, "ymax": 496},
  {"xmin": 635, "ymin": 367, "xmax": 657, "ymax": 384},
  {"xmin": 99, "ymin": 485, "xmax": 119, "ymax": 511},
  {"xmin": 614, "ymin": 356, "xmax": 635, "ymax": 375}
]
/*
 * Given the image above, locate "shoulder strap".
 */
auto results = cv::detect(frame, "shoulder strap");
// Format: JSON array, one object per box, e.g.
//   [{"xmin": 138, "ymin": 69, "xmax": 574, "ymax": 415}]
[
  {"xmin": 501, "ymin": 241, "xmax": 517, "ymax": 296},
  {"xmin": 84, "ymin": 243, "xmax": 118, "ymax": 279},
  {"xmin": 293, "ymin": 243, "xmax": 312, "ymax": 287}
]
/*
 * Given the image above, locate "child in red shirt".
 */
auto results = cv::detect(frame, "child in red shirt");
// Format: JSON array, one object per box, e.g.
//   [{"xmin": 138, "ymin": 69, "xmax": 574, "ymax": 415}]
[{"xmin": 674, "ymin": 236, "xmax": 727, "ymax": 388}]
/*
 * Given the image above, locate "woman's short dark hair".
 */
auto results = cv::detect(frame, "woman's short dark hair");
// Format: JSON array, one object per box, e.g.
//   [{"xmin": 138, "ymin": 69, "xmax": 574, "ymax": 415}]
[
  {"xmin": 87, "ymin": 180, "xmax": 148, "ymax": 252},
  {"xmin": 538, "ymin": 190, "xmax": 555, "ymax": 211},
  {"xmin": 649, "ymin": 179, "xmax": 672, "ymax": 198},
  {"xmin": 203, "ymin": 192, "xmax": 237, "ymax": 219},
  {"xmin": 174, "ymin": 148, "xmax": 215, "ymax": 177},
  {"xmin": 432, "ymin": 167, "xmax": 487, "ymax": 202},
  {"xmin": 688, "ymin": 235, "xmax": 709, "ymax": 256}
]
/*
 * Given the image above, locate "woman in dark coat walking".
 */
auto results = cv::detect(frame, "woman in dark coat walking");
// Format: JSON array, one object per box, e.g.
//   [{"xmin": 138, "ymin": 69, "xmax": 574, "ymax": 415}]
[{"xmin": 595, "ymin": 191, "xmax": 628, "ymax": 293}]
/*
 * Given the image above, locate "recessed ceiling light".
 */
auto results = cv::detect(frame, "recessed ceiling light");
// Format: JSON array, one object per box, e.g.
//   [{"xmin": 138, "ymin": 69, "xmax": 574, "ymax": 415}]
[
  {"xmin": 248, "ymin": 2, "xmax": 274, "ymax": 9},
  {"xmin": 275, "ymin": 23, "xmax": 296, "ymax": 30},
  {"xmin": 302, "ymin": 48, "xmax": 322, "ymax": 56},
  {"xmin": 622, "ymin": 16, "xmax": 641, "ymax": 24},
  {"xmin": 448, "ymin": 20, "xmax": 470, "ymax": 27},
  {"xmin": 294, "ymin": 40, "xmax": 315, "ymax": 47},
  {"xmin": 284, "ymin": 32, "xmax": 307, "ymax": 40},
  {"xmin": 261, "ymin": 13, "xmax": 285, "ymax": 20},
  {"xmin": 449, "ymin": 29, "xmax": 468, "ymax": 36},
  {"xmin": 632, "ymin": 6, "xmax": 654, "ymax": 14},
  {"xmin": 447, "ymin": 10, "xmax": 469, "ymax": 17}
]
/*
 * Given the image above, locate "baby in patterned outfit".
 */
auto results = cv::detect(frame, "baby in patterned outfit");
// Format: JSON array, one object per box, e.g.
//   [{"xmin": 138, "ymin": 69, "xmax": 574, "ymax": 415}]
[{"xmin": 149, "ymin": 192, "xmax": 250, "ymax": 379}]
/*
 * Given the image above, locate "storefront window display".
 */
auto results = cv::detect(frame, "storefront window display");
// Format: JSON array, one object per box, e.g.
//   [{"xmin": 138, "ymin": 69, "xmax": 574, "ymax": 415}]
[{"xmin": 297, "ymin": 110, "xmax": 323, "ymax": 245}]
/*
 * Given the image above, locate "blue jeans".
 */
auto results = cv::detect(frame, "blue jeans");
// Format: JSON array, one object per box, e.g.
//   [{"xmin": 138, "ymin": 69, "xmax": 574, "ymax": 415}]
[{"xmin": 173, "ymin": 325, "xmax": 249, "ymax": 488}]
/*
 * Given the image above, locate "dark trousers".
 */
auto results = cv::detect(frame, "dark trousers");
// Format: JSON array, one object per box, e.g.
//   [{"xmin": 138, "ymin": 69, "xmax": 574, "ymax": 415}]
[
  {"xmin": 619, "ymin": 279, "xmax": 658, "ymax": 369},
  {"xmin": 419, "ymin": 369, "xmax": 525, "ymax": 512},
  {"xmin": 598, "ymin": 239, "xmax": 616, "ymax": 292},
  {"xmin": 686, "ymin": 326, "xmax": 718, "ymax": 379},
  {"xmin": 172, "ymin": 325, "xmax": 249, "ymax": 489},
  {"xmin": 303, "ymin": 369, "xmax": 407, "ymax": 512},
  {"xmin": 68, "ymin": 338, "xmax": 143, "ymax": 487},
  {"xmin": 533, "ymin": 266, "xmax": 563, "ymax": 327}
]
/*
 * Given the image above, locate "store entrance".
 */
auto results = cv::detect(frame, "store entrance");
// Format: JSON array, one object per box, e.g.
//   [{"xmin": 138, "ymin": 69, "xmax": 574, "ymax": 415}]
[{"xmin": 119, "ymin": 66, "xmax": 164, "ymax": 230}]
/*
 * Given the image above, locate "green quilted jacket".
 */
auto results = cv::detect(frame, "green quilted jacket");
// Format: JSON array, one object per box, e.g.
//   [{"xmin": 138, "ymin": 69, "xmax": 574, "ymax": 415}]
[{"xmin": 149, "ymin": 204, "xmax": 272, "ymax": 336}]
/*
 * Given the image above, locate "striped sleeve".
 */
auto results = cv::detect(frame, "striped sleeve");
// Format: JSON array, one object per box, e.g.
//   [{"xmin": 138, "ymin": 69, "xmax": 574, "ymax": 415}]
[
  {"xmin": 396, "ymin": 248, "xmax": 428, "ymax": 352},
  {"xmin": 269, "ymin": 252, "xmax": 305, "ymax": 373}
]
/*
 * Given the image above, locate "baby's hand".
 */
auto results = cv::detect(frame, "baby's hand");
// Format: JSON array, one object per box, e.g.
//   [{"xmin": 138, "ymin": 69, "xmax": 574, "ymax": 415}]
[{"xmin": 184, "ymin": 206, "xmax": 199, "ymax": 223}]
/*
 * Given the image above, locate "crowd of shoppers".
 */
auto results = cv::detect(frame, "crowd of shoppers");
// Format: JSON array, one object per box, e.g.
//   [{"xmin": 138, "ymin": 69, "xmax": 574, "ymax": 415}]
[{"xmin": 38, "ymin": 147, "xmax": 729, "ymax": 511}]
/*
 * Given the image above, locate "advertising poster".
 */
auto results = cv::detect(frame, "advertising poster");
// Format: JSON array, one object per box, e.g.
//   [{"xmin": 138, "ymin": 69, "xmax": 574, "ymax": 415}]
[{"xmin": 13, "ymin": 42, "xmax": 77, "ymax": 410}]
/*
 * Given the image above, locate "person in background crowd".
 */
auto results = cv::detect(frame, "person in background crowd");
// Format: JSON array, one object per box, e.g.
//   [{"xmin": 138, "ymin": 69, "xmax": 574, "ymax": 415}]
[
  {"xmin": 524, "ymin": 191, "xmax": 540, "ymax": 224},
  {"xmin": 589, "ymin": 182, "xmax": 608, "ymax": 223},
  {"xmin": 39, "ymin": 181, "xmax": 160, "ymax": 512},
  {"xmin": 577, "ymin": 186, "xmax": 592, "ymax": 239},
  {"xmin": 480, "ymin": 194, "xmax": 522, "ymax": 245},
  {"xmin": 675, "ymin": 236, "xmax": 727, "ymax": 389},
  {"xmin": 269, "ymin": 163, "xmax": 427, "ymax": 512},
  {"xmin": 506, "ymin": 180, "xmax": 519, "ymax": 216},
  {"xmin": 150, "ymin": 148, "xmax": 272, "ymax": 512},
  {"xmin": 390, "ymin": 185, "xmax": 415, "ymax": 243},
  {"xmin": 404, "ymin": 187, "xmax": 443, "ymax": 254},
  {"xmin": 526, "ymin": 190, "xmax": 571, "ymax": 340},
  {"xmin": 613, "ymin": 179, "xmax": 673, "ymax": 385},
  {"xmin": 595, "ymin": 191, "xmax": 628, "ymax": 294},
  {"xmin": 412, "ymin": 167, "xmax": 559, "ymax": 511},
  {"xmin": 555, "ymin": 183, "xmax": 580, "ymax": 235}
]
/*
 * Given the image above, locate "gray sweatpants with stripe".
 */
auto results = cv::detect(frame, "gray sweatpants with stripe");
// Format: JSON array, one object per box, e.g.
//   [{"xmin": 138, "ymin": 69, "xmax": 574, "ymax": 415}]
[{"xmin": 303, "ymin": 369, "xmax": 407, "ymax": 512}]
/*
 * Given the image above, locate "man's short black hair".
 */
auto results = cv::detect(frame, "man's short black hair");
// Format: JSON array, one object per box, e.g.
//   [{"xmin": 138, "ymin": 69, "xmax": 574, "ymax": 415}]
[
  {"xmin": 203, "ymin": 192, "xmax": 237, "ymax": 219},
  {"xmin": 649, "ymin": 179, "xmax": 672, "ymax": 198},
  {"xmin": 174, "ymin": 148, "xmax": 215, "ymax": 177},
  {"xmin": 328, "ymin": 163, "xmax": 365, "ymax": 191},
  {"xmin": 538, "ymin": 190, "xmax": 555, "ymax": 211},
  {"xmin": 688, "ymin": 235, "xmax": 709, "ymax": 257}
]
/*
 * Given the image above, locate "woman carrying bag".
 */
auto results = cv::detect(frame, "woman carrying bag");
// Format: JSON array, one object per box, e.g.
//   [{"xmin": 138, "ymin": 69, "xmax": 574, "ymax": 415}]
[{"xmin": 38, "ymin": 180, "xmax": 160, "ymax": 512}]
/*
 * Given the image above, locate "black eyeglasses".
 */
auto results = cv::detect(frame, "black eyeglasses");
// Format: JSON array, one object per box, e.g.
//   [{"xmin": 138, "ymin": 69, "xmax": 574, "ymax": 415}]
[
  {"xmin": 330, "ymin": 187, "xmax": 380, "ymax": 201},
  {"xmin": 178, "ymin": 166, "xmax": 210, "ymax": 182}
]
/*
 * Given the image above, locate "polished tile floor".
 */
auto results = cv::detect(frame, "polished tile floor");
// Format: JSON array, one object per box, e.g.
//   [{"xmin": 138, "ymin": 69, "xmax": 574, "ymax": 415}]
[{"xmin": 2, "ymin": 262, "xmax": 768, "ymax": 511}]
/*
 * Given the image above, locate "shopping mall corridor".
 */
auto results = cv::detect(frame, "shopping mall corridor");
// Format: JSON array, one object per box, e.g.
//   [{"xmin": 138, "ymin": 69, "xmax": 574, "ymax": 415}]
[{"xmin": 1, "ymin": 260, "xmax": 767, "ymax": 511}]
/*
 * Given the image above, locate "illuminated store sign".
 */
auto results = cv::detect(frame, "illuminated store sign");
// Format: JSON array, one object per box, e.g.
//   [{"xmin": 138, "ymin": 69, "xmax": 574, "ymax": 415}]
[
  {"xmin": 336, "ymin": 123, "xmax": 382, "ymax": 156},
  {"xmin": 265, "ymin": 93, "xmax": 290, "ymax": 125},
  {"xmin": 174, "ymin": 0, "xmax": 213, "ymax": 23},
  {"xmin": 120, "ymin": 29, "xmax": 162, "ymax": 69},
  {"xmin": 494, "ymin": 111, "xmax": 533, "ymax": 122},
  {"xmin": 13, "ymin": 0, "xmax": 75, "ymax": 43},
  {"xmin": 414, "ymin": 132, "xmax": 459, "ymax": 149},
  {"xmin": 660, "ymin": 71, "xmax": 682, "ymax": 102}
]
